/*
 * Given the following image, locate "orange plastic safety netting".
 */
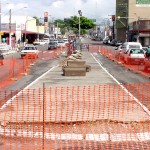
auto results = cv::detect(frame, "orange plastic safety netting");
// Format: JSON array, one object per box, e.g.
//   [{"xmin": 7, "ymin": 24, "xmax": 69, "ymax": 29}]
[
  {"xmin": 0, "ymin": 83, "xmax": 150, "ymax": 149},
  {"xmin": 0, "ymin": 47, "xmax": 66, "ymax": 90},
  {"xmin": 98, "ymin": 46, "xmax": 150, "ymax": 78}
]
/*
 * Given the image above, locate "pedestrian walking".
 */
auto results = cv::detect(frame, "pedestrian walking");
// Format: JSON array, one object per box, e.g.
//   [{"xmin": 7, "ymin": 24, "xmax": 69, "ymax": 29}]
[{"xmin": 0, "ymin": 52, "xmax": 4, "ymax": 65}]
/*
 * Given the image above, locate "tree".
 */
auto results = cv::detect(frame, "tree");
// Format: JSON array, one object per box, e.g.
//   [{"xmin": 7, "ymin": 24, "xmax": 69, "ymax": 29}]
[
  {"xmin": 33, "ymin": 16, "xmax": 40, "ymax": 25},
  {"xmin": 69, "ymin": 16, "xmax": 96, "ymax": 35},
  {"xmin": 32, "ymin": 15, "xmax": 96, "ymax": 35}
]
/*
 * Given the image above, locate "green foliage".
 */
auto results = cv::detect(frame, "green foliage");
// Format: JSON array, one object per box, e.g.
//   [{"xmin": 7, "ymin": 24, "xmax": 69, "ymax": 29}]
[
  {"xmin": 33, "ymin": 16, "xmax": 40, "ymax": 25},
  {"xmin": 33, "ymin": 15, "xmax": 96, "ymax": 35}
]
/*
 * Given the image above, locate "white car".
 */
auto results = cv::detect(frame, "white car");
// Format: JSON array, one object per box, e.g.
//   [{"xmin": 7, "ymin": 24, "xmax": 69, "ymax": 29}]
[
  {"xmin": 20, "ymin": 44, "xmax": 39, "ymax": 59},
  {"xmin": 57, "ymin": 40, "xmax": 66, "ymax": 47},
  {"xmin": 33, "ymin": 40, "xmax": 46, "ymax": 46},
  {"xmin": 0, "ymin": 43, "xmax": 12, "ymax": 52},
  {"xmin": 123, "ymin": 48, "xmax": 145, "ymax": 65},
  {"xmin": 63, "ymin": 38, "xmax": 69, "ymax": 44}
]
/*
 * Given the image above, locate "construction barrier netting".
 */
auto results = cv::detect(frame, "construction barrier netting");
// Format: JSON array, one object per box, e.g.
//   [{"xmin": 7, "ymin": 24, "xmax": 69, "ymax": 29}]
[{"xmin": 0, "ymin": 83, "xmax": 150, "ymax": 149}]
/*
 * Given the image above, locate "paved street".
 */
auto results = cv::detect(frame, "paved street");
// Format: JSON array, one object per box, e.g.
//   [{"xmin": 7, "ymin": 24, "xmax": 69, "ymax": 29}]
[{"xmin": 0, "ymin": 50, "xmax": 150, "ymax": 124}]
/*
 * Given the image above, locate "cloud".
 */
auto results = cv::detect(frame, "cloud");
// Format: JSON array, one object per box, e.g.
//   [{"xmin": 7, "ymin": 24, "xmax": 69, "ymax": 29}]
[{"xmin": 3, "ymin": 0, "xmax": 116, "ymax": 22}]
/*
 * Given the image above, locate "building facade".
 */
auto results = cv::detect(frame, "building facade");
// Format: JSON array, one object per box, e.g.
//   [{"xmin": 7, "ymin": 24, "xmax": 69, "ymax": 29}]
[{"xmin": 116, "ymin": 0, "xmax": 150, "ymax": 46}]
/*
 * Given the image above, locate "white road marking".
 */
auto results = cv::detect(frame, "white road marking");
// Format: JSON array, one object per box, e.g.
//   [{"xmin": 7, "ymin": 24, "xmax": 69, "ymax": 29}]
[{"xmin": 91, "ymin": 53, "xmax": 150, "ymax": 116}]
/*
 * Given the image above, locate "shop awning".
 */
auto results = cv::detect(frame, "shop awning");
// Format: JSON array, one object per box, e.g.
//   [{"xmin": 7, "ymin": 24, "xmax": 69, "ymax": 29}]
[
  {"xmin": 1, "ymin": 30, "xmax": 16, "ymax": 34},
  {"xmin": 21, "ymin": 30, "xmax": 38, "ymax": 34}
]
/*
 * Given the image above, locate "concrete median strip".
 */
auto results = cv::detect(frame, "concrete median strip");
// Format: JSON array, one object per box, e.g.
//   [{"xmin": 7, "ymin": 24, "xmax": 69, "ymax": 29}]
[{"xmin": 0, "ymin": 128, "xmax": 150, "ymax": 141}]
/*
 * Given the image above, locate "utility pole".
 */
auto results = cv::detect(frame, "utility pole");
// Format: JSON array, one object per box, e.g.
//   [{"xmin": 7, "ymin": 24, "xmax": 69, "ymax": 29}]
[
  {"xmin": 56, "ymin": 22, "xmax": 58, "ymax": 39},
  {"xmin": 78, "ymin": 10, "xmax": 82, "ymax": 50},
  {"xmin": 0, "ymin": 0, "xmax": 1, "ymax": 31},
  {"xmin": 137, "ymin": 17, "xmax": 140, "ymax": 42},
  {"xmin": 0, "ymin": 0, "xmax": 2, "ymax": 43},
  {"xmin": 9, "ymin": 9, "xmax": 12, "ymax": 48},
  {"xmin": 78, "ymin": 10, "xmax": 82, "ymax": 37}
]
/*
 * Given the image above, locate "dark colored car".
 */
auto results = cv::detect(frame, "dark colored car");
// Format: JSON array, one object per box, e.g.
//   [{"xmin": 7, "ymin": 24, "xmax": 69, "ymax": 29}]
[
  {"xmin": 109, "ymin": 39, "xmax": 116, "ymax": 46},
  {"xmin": 115, "ymin": 40, "xmax": 122, "ymax": 46},
  {"xmin": 103, "ymin": 37, "xmax": 110, "ymax": 44},
  {"xmin": 48, "ymin": 42, "xmax": 57, "ymax": 50}
]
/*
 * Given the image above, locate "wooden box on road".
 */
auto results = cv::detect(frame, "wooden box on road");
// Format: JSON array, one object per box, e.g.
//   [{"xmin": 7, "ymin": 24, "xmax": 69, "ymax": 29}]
[{"xmin": 63, "ymin": 67, "xmax": 86, "ymax": 76}]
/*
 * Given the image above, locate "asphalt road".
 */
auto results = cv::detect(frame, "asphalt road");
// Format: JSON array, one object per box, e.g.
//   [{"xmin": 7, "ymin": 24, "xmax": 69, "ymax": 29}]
[{"xmin": 2, "ymin": 38, "xmax": 150, "ymax": 91}]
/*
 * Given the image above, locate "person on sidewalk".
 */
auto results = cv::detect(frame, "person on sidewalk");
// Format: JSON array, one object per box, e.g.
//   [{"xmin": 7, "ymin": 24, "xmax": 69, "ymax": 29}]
[
  {"xmin": 0, "ymin": 52, "xmax": 4, "ymax": 65},
  {"xmin": 145, "ymin": 46, "xmax": 150, "ymax": 59}
]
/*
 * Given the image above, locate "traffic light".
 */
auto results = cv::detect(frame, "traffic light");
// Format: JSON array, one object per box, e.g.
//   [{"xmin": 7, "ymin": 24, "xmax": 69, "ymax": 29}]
[
  {"xmin": 44, "ymin": 17, "xmax": 48, "ymax": 22},
  {"xmin": 112, "ymin": 15, "xmax": 115, "ymax": 21}
]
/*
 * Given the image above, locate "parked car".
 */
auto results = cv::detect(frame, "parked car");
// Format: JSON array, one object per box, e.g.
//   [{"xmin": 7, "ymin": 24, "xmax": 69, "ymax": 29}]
[
  {"xmin": 0, "ymin": 43, "xmax": 11, "ymax": 52},
  {"xmin": 48, "ymin": 42, "xmax": 57, "ymax": 50},
  {"xmin": 20, "ymin": 44, "xmax": 39, "ymax": 59},
  {"xmin": 50, "ymin": 39, "xmax": 58, "ymax": 45},
  {"xmin": 33, "ymin": 40, "xmax": 46, "ymax": 46},
  {"xmin": 43, "ymin": 38, "xmax": 50, "ymax": 44},
  {"xmin": 123, "ymin": 48, "xmax": 145, "ymax": 65},
  {"xmin": 63, "ymin": 38, "xmax": 69, "ymax": 44},
  {"xmin": 115, "ymin": 40, "xmax": 122, "ymax": 46},
  {"xmin": 57, "ymin": 40, "xmax": 66, "ymax": 47},
  {"xmin": 109, "ymin": 39, "xmax": 116, "ymax": 46},
  {"xmin": 103, "ymin": 37, "xmax": 110, "ymax": 44},
  {"xmin": 121, "ymin": 42, "xmax": 142, "ymax": 53}
]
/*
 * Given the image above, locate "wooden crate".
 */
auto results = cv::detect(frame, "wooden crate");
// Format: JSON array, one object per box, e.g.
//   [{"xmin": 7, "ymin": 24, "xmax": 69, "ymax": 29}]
[
  {"xmin": 67, "ymin": 60, "xmax": 86, "ymax": 67},
  {"xmin": 63, "ymin": 67, "xmax": 86, "ymax": 76}
]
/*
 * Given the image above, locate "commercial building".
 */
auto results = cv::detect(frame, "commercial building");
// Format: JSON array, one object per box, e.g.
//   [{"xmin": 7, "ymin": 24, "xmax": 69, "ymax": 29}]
[
  {"xmin": 116, "ymin": 0, "xmax": 150, "ymax": 46},
  {"xmin": 0, "ymin": 16, "xmax": 45, "ymax": 45}
]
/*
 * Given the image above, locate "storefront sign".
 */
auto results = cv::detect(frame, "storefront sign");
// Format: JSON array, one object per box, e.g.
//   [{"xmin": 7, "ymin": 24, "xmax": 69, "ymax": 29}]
[
  {"xmin": 1, "ymin": 23, "xmax": 16, "ymax": 30},
  {"xmin": 136, "ymin": 0, "xmax": 150, "ymax": 7}
]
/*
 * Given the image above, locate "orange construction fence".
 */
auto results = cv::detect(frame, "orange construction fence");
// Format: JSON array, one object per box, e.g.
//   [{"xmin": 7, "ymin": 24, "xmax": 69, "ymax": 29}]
[
  {"xmin": 97, "ymin": 45, "xmax": 150, "ymax": 77},
  {"xmin": 0, "ymin": 83, "xmax": 150, "ymax": 149},
  {"xmin": 0, "ymin": 46, "xmax": 67, "ymax": 90}
]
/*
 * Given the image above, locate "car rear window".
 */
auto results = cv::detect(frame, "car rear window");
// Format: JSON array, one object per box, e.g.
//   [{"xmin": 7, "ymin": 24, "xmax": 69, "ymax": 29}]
[
  {"xmin": 24, "ymin": 47, "xmax": 36, "ymax": 50},
  {"xmin": 129, "ymin": 45, "xmax": 140, "ymax": 49},
  {"xmin": 130, "ymin": 49, "xmax": 144, "ymax": 54}
]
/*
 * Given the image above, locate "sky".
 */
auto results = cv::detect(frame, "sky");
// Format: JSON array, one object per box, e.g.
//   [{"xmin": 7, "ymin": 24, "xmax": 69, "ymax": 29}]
[{"xmin": 1, "ymin": 0, "xmax": 116, "ymax": 24}]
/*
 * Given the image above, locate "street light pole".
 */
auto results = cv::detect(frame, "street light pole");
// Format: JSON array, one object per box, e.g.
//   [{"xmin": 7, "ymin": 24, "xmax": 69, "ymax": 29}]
[
  {"xmin": 78, "ymin": 10, "xmax": 82, "ymax": 37},
  {"xmin": 9, "ymin": 9, "xmax": 12, "ymax": 48},
  {"xmin": 0, "ymin": 0, "xmax": 1, "ymax": 31}
]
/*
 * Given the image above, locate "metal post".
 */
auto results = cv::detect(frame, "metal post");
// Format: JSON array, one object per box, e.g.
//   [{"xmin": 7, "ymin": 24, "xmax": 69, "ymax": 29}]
[
  {"xmin": 0, "ymin": 0, "xmax": 1, "ymax": 43},
  {"xmin": 56, "ymin": 22, "xmax": 58, "ymax": 39},
  {"xmin": 0, "ymin": 0, "xmax": 1, "ymax": 31},
  {"xmin": 112, "ymin": 21, "xmax": 115, "ymax": 39},
  {"xmin": 9, "ymin": 9, "xmax": 12, "ymax": 48},
  {"xmin": 42, "ymin": 83, "xmax": 45, "ymax": 150},
  {"xmin": 79, "ymin": 15, "xmax": 80, "ymax": 37},
  {"xmin": 137, "ymin": 17, "xmax": 140, "ymax": 42}
]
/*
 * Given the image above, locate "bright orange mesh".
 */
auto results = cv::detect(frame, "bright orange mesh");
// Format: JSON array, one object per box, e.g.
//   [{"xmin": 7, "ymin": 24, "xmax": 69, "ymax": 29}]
[
  {"xmin": 98, "ymin": 46, "xmax": 150, "ymax": 77},
  {"xmin": 0, "ymin": 84, "xmax": 150, "ymax": 149},
  {"xmin": 0, "ymin": 46, "xmax": 65, "ymax": 89}
]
